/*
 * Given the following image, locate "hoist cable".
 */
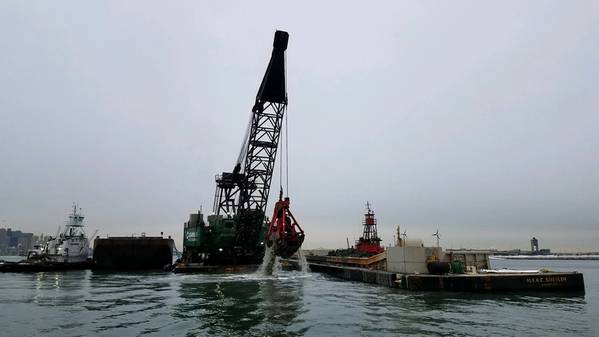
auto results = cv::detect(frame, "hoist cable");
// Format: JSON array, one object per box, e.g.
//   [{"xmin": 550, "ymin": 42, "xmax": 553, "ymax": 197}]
[
  {"xmin": 285, "ymin": 110, "xmax": 289, "ymax": 197},
  {"xmin": 279, "ymin": 113, "xmax": 283, "ymax": 192}
]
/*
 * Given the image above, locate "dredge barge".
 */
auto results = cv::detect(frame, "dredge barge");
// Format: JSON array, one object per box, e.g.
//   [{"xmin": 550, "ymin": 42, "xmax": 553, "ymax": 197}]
[{"xmin": 176, "ymin": 30, "xmax": 304, "ymax": 272}]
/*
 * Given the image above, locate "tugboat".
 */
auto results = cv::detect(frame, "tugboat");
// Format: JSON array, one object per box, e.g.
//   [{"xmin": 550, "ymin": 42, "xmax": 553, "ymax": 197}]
[
  {"xmin": 1, "ymin": 204, "xmax": 95, "ymax": 272},
  {"xmin": 45, "ymin": 203, "xmax": 92, "ymax": 263}
]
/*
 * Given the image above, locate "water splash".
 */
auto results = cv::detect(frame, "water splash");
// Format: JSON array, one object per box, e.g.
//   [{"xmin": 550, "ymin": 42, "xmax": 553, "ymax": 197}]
[
  {"xmin": 257, "ymin": 245, "xmax": 278, "ymax": 276},
  {"xmin": 272, "ymin": 256, "xmax": 282, "ymax": 275},
  {"xmin": 257, "ymin": 245, "xmax": 307, "ymax": 276},
  {"xmin": 297, "ymin": 249, "xmax": 310, "ymax": 273}
]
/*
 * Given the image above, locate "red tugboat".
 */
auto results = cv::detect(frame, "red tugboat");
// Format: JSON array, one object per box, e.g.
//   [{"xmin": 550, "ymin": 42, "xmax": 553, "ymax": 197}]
[{"xmin": 355, "ymin": 202, "xmax": 384, "ymax": 255}]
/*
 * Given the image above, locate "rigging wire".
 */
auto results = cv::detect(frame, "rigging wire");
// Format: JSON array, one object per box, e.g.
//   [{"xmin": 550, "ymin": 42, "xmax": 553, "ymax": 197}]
[
  {"xmin": 285, "ymin": 110, "xmax": 289, "ymax": 197},
  {"xmin": 279, "ymin": 112, "xmax": 283, "ymax": 193},
  {"xmin": 236, "ymin": 110, "xmax": 254, "ymax": 168}
]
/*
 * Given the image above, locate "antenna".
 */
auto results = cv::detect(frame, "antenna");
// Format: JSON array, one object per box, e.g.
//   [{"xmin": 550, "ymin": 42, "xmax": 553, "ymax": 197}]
[{"xmin": 432, "ymin": 229, "xmax": 440, "ymax": 248}]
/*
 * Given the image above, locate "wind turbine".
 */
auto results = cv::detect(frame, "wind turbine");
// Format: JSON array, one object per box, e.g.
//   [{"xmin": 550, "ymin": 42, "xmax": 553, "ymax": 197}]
[{"xmin": 432, "ymin": 229, "xmax": 440, "ymax": 248}]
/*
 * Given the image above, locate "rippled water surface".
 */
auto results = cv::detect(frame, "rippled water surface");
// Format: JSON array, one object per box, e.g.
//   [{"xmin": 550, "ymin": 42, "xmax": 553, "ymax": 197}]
[{"xmin": 0, "ymin": 259, "xmax": 597, "ymax": 336}]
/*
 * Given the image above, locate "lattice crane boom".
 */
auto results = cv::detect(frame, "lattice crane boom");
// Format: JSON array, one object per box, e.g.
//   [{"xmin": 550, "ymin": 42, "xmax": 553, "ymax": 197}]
[{"xmin": 213, "ymin": 31, "xmax": 288, "ymax": 217}]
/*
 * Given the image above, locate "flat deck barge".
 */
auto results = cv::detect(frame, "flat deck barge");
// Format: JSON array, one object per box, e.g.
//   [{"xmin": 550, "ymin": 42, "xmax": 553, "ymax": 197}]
[
  {"xmin": 301, "ymin": 243, "xmax": 585, "ymax": 293},
  {"xmin": 308, "ymin": 262, "xmax": 584, "ymax": 292}
]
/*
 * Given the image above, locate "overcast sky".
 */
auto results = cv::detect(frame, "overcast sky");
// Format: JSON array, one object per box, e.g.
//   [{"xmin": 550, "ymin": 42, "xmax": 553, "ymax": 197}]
[{"xmin": 1, "ymin": 1, "xmax": 598, "ymax": 252}]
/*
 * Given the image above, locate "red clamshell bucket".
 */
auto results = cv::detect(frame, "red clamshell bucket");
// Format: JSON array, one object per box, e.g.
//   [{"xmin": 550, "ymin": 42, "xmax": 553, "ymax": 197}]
[{"xmin": 265, "ymin": 197, "xmax": 305, "ymax": 258}]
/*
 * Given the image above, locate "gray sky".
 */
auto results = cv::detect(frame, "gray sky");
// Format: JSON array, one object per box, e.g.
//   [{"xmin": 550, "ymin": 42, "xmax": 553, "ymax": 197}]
[{"xmin": 1, "ymin": 1, "xmax": 598, "ymax": 252}]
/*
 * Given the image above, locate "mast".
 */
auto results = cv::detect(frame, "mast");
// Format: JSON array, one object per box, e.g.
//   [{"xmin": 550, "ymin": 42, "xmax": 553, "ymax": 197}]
[
  {"xmin": 362, "ymin": 201, "xmax": 379, "ymax": 242},
  {"xmin": 356, "ymin": 201, "xmax": 384, "ymax": 254},
  {"xmin": 68, "ymin": 203, "xmax": 84, "ymax": 227}
]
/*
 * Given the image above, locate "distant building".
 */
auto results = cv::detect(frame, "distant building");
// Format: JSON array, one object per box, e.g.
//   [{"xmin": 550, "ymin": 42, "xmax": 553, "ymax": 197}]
[
  {"xmin": 0, "ymin": 227, "xmax": 34, "ymax": 255},
  {"xmin": 530, "ymin": 236, "xmax": 551, "ymax": 255},
  {"xmin": 531, "ymin": 237, "xmax": 539, "ymax": 253},
  {"xmin": 0, "ymin": 228, "xmax": 7, "ymax": 255}
]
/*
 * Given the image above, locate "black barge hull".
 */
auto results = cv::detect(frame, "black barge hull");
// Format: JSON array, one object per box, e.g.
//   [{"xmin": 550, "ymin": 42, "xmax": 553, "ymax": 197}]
[
  {"xmin": 93, "ymin": 237, "xmax": 174, "ymax": 270},
  {"xmin": 401, "ymin": 272, "xmax": 584, "ymax": 292}
]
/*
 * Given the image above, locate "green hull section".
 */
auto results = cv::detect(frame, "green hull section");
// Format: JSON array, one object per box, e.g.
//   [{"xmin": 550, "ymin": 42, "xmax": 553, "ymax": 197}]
[{"xmin": 183, "ymin": 210, "xmax": 268, "ymax": 265}]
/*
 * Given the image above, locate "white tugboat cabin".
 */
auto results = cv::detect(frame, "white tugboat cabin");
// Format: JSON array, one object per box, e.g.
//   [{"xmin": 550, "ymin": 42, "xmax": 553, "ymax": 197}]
[{"xmin": 45, "ymin": 204, "xmax": 91, "ymax": 263}]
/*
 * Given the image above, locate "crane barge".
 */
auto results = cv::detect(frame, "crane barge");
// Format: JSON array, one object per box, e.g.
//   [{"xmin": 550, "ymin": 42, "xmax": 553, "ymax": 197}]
[{"xmin": 176, "ymin": 31, "xmax": 304, "ymax": 272}]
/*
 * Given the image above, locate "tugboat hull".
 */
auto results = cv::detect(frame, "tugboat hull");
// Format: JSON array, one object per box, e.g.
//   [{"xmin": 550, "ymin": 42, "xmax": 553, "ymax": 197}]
[{"xmin": 0, "ymin": 260, "xmax": 92, "ymax": 273}]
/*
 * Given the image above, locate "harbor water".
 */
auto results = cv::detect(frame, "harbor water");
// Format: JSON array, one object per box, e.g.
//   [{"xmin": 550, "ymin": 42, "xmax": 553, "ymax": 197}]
[{"xmin": 0, "ymin": 258, "xmax": 597, "ymax": 337}]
